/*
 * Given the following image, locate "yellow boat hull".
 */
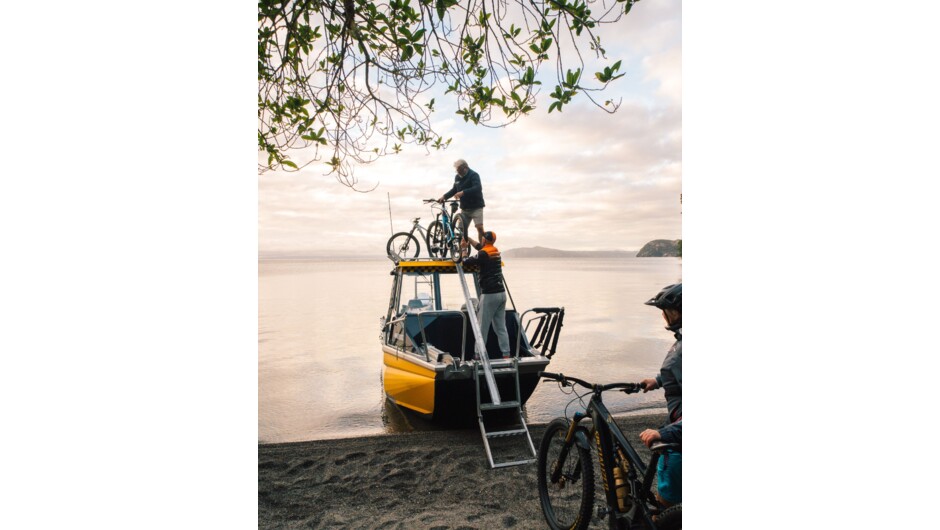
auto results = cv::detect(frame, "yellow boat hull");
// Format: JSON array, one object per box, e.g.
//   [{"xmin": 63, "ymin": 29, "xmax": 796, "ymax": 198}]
[{"xmin": 382, "ymin": 351, "xmax": 436, "ymax": 415}]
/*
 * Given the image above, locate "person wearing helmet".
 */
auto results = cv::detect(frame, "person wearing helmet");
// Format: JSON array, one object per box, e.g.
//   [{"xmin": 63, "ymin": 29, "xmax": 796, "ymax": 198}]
[
  {"xmin": 437, "ymin": 159, "xmax": 486, "ymax": 243},
  {"xmin": 461, "ymin": 231, "xmax": 510, "ymax": 359},
  {"xmin": 638, "ymin": 283, "xmax": 682, "ymax": 507}
]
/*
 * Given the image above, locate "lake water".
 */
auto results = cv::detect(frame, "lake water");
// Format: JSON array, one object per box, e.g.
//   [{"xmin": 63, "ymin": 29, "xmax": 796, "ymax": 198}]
[{"xmin": 259, "ymin": 257, "xmax": 682, "ymax": 443}]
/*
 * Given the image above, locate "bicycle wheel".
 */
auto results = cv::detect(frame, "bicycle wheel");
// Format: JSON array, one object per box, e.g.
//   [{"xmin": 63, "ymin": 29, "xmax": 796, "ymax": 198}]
[
  {"xmin": 386, "ymin": 232, "xmax": 420, "ymax": 261},
  {"xmin": 453, "ymin": 213, "xmax": 468, "ymax": 242},
  {"xmin": 656, "ymin": 504, "xmax": 681, "ymax": 530},
  {"xmin": 425, "ymin": 220, "xmax": 445, "ymax": 258},
  {"xmin": 449, "ymin": 235, "xmax": 463, "ymax": 263},
  {"xmin": 538, "ymin": 418, "xmax": 594, "ymax": 530}
]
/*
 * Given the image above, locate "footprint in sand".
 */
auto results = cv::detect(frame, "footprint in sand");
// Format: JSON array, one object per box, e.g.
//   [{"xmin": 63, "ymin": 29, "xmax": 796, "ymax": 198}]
[
  {"xmin": 333, "ymin": 451, "xmax": 367, "ymax": 466},
  {"xmin": 381, "ymin": 469, "xmax": 417, "ymax": 483},
  {"xmin": 285, "ymin": 458, "xmax": 317, "ymax": 476}
]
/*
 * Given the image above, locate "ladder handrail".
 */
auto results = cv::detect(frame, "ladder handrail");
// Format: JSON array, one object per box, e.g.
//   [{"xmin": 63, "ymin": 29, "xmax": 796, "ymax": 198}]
[{"xmin": 454, "ymin": 262, "xmax": 501, "ymax": 405}]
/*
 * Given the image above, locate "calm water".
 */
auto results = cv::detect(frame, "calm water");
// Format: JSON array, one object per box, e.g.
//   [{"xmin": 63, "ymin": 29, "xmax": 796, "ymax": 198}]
[{"xmin": 259, "ymin": 257, "xmax": 682, "ymax": 443}]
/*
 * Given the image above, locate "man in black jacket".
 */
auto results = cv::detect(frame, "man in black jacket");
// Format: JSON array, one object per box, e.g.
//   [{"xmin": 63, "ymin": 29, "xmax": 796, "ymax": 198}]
[{"xmin": 437, "ymin": 159, "xmax": 485, "ymax": 242}]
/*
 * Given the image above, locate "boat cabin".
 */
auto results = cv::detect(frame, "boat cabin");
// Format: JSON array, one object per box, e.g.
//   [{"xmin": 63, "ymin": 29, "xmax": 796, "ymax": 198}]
[{"xmin": 382, "ymin": 259, "xmax": 546, "ymax": 362}]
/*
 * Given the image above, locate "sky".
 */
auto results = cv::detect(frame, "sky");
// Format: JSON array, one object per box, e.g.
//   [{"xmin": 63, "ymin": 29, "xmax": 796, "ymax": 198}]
[{"xmin": 259, "ymin": 0, "xmax": 682, "ymax": 257}]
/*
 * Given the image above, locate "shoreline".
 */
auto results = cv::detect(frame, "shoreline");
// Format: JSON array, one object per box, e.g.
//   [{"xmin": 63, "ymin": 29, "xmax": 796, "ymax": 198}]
[{"xmin": 259, "ymin": 411, "xmax": 667, "ymax": 529}]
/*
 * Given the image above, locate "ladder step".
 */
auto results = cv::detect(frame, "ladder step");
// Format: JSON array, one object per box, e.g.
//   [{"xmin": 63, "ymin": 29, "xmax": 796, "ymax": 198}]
[
  {"xmin": 485, "ymin": 428, "xmax": 528, "ymax": 438},
  {"xmin": 480, "ymin": 400, "xmax": 520, "ymax": 411},
  {"xmin": 491, "ymin": 367, "xmax": 517, "ymax": 374},
  {"xmin": 491, "ymin": 458, "xmax": 537, "ymax": 468}
]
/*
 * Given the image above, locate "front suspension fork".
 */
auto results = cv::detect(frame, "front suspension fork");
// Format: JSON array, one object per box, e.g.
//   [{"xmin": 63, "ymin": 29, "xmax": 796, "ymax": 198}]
[{"xmin": 550, "ymin": 411, "xmax": 587, "ymax": 483}]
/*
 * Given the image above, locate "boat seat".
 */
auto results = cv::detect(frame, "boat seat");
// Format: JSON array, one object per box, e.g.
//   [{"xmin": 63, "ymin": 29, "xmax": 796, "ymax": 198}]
[{"xmin": 406, "ymin": 295, "xmax": 432, "ymax": 313}]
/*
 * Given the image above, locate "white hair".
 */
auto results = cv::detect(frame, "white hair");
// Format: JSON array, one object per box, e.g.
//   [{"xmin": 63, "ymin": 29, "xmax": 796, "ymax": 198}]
[{"xmin": 453, "ymin": 159, "xmax": 468, "ymax": 169}]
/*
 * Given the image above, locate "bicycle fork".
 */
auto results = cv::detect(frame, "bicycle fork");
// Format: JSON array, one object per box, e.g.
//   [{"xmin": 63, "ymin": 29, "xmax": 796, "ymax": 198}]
[{"xmin": 551, "ymin": 412, "xmax": 589, "ymax": 485}]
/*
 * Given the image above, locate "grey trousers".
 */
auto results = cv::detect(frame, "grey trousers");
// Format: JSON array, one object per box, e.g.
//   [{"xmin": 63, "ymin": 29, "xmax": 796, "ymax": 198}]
[{"xmin": 477, "ymin": 291, "xmax": 510, "ymax": 357}]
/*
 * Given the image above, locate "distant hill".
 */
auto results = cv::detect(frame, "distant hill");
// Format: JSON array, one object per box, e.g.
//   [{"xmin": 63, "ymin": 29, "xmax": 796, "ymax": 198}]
[
  {"xmin": 636, "ymin": 239, "xmax": 681, "ymax": 257},
  {"xmin": 503, "ymin": 246, "xmax": 636, "ymax": 259}
]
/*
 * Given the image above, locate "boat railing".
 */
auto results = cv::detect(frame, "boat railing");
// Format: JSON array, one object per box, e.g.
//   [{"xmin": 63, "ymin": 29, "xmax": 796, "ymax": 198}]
[
  {"xmin": 382, "ymin": 315, "xmax": 408, "ymax": 351},
  {"xmin": 518, "ymin": 307, "xmax": 565, "ymax": 358}
]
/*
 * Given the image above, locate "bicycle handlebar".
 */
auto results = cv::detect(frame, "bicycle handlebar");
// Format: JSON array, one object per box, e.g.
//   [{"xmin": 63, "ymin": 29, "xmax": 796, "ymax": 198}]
[{"xmin": 539, "ymin": 371, "xmax": 642, "ymax": 394}]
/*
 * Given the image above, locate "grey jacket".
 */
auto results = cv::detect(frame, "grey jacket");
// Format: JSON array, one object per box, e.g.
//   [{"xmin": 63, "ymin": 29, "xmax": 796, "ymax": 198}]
[{"xmin": 655, "ymin": 328, "xmax": 682, "ymax": 444}]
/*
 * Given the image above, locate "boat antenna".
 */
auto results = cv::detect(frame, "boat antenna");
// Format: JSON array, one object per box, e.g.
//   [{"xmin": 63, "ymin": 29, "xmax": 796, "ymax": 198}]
[{"xmin": 387, "ymin": 192, "xmax": 394, "ymax": 236}]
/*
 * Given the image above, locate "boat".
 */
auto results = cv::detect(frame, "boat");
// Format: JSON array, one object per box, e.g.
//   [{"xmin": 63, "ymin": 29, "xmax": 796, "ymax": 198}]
[{"xmin": 380, "ymin": 257, "xmax": 565, "ymax": 420}]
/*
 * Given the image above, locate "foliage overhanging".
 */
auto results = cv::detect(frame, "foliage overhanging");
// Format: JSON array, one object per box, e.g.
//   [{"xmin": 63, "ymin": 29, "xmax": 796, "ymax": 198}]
[{"xmin": 259, "ymin": 0, "xmax": 638, "ymax": 188}]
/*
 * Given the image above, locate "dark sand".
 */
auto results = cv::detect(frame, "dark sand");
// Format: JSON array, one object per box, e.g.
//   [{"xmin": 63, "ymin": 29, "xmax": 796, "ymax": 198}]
[{"xmin": 259, "ymin": 412, "xmax": 666, "ymax": 529}]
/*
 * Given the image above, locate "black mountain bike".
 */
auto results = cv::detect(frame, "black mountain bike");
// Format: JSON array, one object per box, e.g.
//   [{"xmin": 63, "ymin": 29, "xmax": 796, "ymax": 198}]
[
  {"xmin": 385, "ymin": 199, "xmax": 466, "ymax": 261},
  {"xmin": 537, "ymin": 372, "xmax": 682, "ymax": 530}
]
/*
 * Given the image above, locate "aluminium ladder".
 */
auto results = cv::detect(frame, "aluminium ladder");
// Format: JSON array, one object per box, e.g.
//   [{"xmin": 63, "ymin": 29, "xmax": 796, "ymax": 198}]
[{"xmin": 454, "ymin": 262, "xmax": 537, "ymax": 468}]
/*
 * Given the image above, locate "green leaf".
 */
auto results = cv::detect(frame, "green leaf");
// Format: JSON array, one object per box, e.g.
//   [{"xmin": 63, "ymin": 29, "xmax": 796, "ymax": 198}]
[{"xmin": 401, "ymin": 45, "xmax": 414, "ymax": 61}]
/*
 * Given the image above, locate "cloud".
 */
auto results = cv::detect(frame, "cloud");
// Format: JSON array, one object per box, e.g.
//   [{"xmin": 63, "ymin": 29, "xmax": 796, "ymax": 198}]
[{"xmin": 644, "ymin": 47, "xmax": 682, "ymax": 105}]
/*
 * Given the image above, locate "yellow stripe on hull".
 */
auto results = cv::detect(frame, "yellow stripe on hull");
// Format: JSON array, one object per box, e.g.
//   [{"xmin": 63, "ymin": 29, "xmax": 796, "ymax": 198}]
[{"xmin": 383, "ymin": 352, "xmax": 437, "ymax": 415}]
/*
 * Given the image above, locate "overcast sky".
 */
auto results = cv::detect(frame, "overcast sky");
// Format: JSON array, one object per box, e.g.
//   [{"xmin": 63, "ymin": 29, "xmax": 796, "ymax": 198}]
[{"xmin": 259, "ymin": 0, "xmax": 682, "ymax": 257}]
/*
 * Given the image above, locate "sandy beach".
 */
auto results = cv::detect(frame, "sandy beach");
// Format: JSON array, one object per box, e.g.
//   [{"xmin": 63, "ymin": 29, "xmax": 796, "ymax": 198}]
[{"xmin": 259, "ymin": 411, "xmax": 667, "ymax": 529}]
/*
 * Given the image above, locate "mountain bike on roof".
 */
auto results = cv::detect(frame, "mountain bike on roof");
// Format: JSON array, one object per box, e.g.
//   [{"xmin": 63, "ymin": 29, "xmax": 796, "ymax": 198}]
[{"xmin": 386, "ymin": 199, "xmax": 467, "ymax": 262}]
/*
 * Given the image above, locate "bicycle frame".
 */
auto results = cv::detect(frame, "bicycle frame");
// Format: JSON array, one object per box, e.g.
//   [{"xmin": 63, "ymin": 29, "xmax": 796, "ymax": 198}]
[
  {"xmin": 427, "ymin": 199, "xmax": 465, "ymax": 257},
  {"xmin": 404, "ymin": 217, "xmax": 430, "ymax": 240},
  {"xmin": 580, "ymin": 396, "xmax": 660, "ymax": 528},
  {"xmin": 434, "ymin": 201, "xmax": 461, "ymax": 241}
]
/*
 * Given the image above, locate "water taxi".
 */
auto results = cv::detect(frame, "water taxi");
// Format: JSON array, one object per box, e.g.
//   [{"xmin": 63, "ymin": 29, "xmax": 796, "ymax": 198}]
[{"xmin": 380, "ymin": 257, "xmax": 564, "ymax": 420}]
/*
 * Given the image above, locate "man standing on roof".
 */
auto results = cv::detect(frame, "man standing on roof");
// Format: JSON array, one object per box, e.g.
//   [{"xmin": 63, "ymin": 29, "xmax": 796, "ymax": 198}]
[
  {"xmin": 438, "ymin": 159, "xmax": 485, "ymax": 243},
  {"xmin": 461, "ymin": 231, "xmax": 510, "ymax": 359}
]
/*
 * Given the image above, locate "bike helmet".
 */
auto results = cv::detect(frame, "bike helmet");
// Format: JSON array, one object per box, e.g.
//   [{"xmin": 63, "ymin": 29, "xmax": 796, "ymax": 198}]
[
  {"xmin": 645, "ymin": 283, "xmax": 681, "ymax": 311},
  {"xmin": 483, "ymin": 231, "xmax": 496, "ymax": 243}
]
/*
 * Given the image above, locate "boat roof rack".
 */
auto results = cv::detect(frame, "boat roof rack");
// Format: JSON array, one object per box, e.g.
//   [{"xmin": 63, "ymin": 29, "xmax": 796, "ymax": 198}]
[{"xmin": 391, "ymin": 258, "xmax": 481, "ymax": 274}]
